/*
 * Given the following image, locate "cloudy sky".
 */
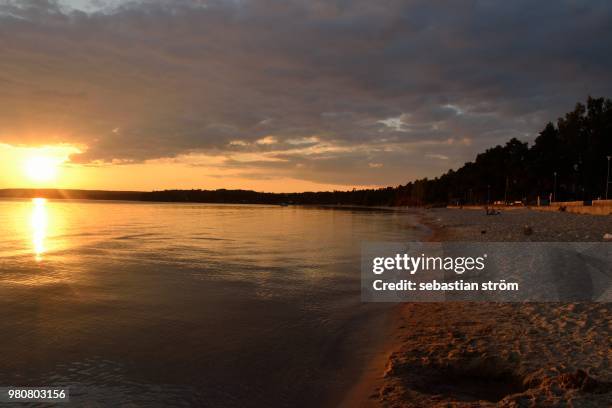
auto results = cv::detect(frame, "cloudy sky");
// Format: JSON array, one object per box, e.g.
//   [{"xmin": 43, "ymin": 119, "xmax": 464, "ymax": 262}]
[{"xmin": 1, "ymin": 0, "xmax": 612, "ymax": 192}]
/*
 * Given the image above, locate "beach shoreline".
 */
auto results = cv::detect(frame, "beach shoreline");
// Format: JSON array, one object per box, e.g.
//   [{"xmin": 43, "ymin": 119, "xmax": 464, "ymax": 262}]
[{"xmin": 343, "ymin": 208, "xmax": 611, "ymax": 407}]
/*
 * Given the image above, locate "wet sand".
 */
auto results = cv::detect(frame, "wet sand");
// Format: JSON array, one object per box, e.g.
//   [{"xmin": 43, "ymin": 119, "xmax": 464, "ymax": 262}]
[{"xmin": 354, "ymin": 208, "xmax": 612, "ymax": 407}]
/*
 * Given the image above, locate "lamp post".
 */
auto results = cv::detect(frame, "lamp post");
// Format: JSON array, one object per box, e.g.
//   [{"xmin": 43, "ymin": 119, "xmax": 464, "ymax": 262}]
[
  {"xmin": 606, "ymin": 156, "xmax": 611, "ymax": 200},
  {"xmin": 504, "ymin": 176, "xmax": 508, "ymax": 204},
  {"xmin": 553, "ymin": 172, "xmax": 557, "ymax": 203}
]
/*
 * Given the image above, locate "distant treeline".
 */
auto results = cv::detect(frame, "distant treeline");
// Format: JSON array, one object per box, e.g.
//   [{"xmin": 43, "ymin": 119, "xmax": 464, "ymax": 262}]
[
  {"xmin": 0, "ymin": 189, "xmax": 145, "ymax": 201},
  {"xmin": 0, "ymin": 187, "xmax": 398, "ymax": 206},
  {"xmin": 2, "ymin": 97, "xmax": 610, "ymax": 206},
  {"xmin": 143, "ymin": 188, "xmax": 399, "ymax": 206}
]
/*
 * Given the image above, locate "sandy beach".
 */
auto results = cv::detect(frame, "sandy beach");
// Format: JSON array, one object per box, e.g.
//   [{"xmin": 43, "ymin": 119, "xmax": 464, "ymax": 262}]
[{"xmin": 354, "ymin": 208, "xmax": 612, "ymax": 407}]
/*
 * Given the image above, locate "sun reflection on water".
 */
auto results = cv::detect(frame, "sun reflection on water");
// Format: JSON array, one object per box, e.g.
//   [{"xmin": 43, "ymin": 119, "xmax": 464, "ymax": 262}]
[{"xmin": 30, "ymin": 198, "xmax": 48, "ymax": 262}]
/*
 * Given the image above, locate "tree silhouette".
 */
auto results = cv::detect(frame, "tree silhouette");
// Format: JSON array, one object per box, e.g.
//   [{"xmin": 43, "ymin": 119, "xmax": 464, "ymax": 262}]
[{"xmin": 2, "ymin": 97, "xmax": 611, "ymax": 207}]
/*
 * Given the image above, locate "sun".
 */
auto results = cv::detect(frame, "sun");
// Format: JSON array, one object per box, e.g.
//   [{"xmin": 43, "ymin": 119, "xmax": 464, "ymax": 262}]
[{"xmin": 24, "ymin": 156, "xmax": 60, "ymax": 183}]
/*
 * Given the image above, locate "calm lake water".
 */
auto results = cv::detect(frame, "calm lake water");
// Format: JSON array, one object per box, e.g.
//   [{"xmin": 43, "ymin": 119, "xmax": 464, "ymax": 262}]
[{"xmin": 0, "ymin": 199, "xmax": 426, "ymax": 407}]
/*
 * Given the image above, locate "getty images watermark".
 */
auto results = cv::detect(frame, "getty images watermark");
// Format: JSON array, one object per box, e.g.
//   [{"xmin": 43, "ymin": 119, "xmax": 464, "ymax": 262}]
[{"xmin": 361, "ymin": 242, "xmax": 611, "ymax": 302}]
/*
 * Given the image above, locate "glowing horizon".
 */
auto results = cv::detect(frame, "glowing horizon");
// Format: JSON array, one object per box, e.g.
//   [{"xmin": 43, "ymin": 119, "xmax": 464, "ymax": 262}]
[{"xmin": 0, "ymin": 143, "xmax": 382, "ymax": 193}]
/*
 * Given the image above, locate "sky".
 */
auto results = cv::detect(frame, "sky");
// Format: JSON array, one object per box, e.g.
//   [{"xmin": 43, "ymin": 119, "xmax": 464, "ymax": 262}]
[{"xmin": 1, "ymin": 0, "xmax": 612, "ymax": 192}]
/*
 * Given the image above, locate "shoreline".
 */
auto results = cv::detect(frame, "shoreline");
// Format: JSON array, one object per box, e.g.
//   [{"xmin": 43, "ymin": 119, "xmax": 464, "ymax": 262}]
[
  {"xmin": 336, "ymin": 211, "xmax": 438, "ymax": 408},
  {"xmin": 344, "ymin": 208, "xmax": 611, "ymax": 407},
  {"xmin": 335, "ymin": 210, "xmax": 435, "ymax": 408},
  {"xmin": 335, "ymin": 307, "xmax": 403, "ymax": 408}
]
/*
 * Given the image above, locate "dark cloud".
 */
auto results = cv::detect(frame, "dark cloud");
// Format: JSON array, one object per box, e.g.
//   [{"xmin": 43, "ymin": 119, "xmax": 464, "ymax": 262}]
[{"xmin": 1, "ymin": 0, "xmax": 611, "ymax": 186}]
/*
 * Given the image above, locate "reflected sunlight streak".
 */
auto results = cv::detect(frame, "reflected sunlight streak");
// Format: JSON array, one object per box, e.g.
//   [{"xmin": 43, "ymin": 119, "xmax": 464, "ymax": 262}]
[{"xmin": 30, "ymin": 198, "xmax": 48, "ymax": 262}]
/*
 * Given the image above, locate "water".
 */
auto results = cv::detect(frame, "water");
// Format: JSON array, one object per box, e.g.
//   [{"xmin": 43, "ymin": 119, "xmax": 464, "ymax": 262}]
[{"xmin": 0, "ymin": 199, "xmax": 426, "ymax": 407}]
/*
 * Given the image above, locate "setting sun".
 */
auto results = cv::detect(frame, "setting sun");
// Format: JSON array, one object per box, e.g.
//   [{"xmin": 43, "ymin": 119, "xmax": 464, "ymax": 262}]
[{"xmin": 24, "ymin": 156, "xmax": 60, "ymax": 182}]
